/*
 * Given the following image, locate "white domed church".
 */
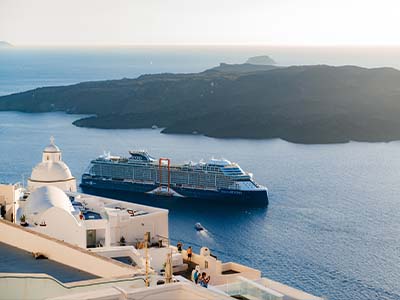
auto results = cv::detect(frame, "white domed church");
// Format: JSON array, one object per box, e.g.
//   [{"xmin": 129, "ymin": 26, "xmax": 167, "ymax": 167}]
[
  {"xmin": 28, "ymin": 137, "xmax": 77, "ymax": 192},
  {"xmin": 2, "ymin": 137, "xmax": 170, "ymax": 271}
]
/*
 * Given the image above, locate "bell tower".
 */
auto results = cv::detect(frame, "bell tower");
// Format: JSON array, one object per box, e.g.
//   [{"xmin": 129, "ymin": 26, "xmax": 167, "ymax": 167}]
[
  {"xmin": 42, "ymin": 136, "xmax": 62, "ymax": 162},
  {"xmin": 28, "ymin": 137, "xmax": 77, "ymax": 192}
]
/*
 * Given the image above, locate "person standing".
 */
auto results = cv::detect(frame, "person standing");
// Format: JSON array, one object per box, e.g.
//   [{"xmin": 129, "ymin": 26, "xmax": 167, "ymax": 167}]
[
  {"xmin": 187, "ymin": 246, "xmax": 193, "ymax": 261},
  {"xmin": 191, "ymin": 265, "xmax": 201, "ymax": 284},
  {"xmin": 177, "ymin": 241, "xmax": 183, "ymax": 253}
]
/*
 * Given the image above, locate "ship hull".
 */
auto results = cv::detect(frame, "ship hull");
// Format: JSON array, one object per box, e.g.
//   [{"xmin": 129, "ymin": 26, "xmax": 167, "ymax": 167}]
[{"xmin": 80, "ymin": 177, "xmax": 268, "ymax": 206}]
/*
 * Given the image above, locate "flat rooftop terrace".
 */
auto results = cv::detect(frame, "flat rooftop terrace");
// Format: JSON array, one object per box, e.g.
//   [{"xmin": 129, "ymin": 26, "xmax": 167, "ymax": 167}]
[
  {"xmin": 67, "ymin": 191, "xmax": 168, "ymax": 215},
  {"xmin": 0, "ymin": 242, "xmax": 98, "ymax": 283}
]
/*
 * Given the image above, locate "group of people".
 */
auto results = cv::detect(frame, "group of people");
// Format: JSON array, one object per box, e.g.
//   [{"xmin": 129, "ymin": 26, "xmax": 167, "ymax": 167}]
[
  {"xmin": 192, "ymin": 265, "xmax": 210, "ymax": 288},
  {"xmin": 177, "ymin": 242, "xmax": 193, "ymax": 261},
  {"xmin": 177, "ymin": 242, "xmax": 210, "ymax": 288}
]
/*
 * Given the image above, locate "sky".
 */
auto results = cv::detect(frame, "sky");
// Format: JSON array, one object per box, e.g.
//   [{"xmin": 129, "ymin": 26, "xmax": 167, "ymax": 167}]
[{"xmin": 1, "ymin": 0, "xmax": 399, "ymax": 46}]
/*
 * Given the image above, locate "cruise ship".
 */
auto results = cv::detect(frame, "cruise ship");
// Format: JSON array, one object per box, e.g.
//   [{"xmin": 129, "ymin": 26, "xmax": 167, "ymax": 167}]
[{"xmin": 80, "ymin": 151, "xmax": 268, "ymax": 206}]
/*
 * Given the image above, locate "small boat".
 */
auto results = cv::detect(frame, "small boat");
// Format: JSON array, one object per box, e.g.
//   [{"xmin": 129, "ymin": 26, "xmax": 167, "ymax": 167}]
[{"xmin": 194, "ymin": 222, "xmax": 205, "ymax": 231}]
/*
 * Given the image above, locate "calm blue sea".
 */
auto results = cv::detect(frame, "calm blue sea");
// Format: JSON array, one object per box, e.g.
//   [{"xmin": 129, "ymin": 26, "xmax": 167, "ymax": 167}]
[
  {"xmin": 0, "ymin": 47, "xmax": 400, "ymax": 300},
  {"xmin": 0, "ymin": 112, "xmax": 399, "ymax": 300}
]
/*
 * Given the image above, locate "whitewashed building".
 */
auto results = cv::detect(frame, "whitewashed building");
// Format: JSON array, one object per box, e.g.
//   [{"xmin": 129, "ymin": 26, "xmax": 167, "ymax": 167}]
[{"xmin": 5, "ymin": 138, "xmax": 171, "ymax": 272}]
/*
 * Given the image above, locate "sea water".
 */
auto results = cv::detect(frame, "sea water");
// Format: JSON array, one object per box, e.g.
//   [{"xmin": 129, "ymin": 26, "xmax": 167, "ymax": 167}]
[{"xmin": 0, "ymin": 112, "xmax": 399, "ymax": 300}]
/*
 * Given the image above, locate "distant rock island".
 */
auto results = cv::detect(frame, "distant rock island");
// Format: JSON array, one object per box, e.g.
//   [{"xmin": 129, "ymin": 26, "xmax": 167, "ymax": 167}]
[
  {"xmin": 246, "ymin": 55, "xmax": 276, "ymax": 65},
  {"xmin": 210, "ymin": 62, "xmax": 277, "ymax": 73},
  {"xmin": 0, "ymin": 41, "xmax": 13, "ymax": 48},
  {"xmin": 1, "ymin": 61, "xmax": 400, "ymax": 144}
]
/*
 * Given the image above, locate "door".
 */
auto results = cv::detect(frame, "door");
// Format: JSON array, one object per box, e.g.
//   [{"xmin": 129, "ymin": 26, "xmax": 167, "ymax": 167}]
[{"xmin": 86, "ymin": 230, "xmax": 96, "ymax": 248}]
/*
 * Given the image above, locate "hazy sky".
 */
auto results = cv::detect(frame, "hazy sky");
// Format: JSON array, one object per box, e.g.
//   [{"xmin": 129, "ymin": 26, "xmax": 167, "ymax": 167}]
[{"xmin": 1, "ymin": 0, "xmax": 399, "ymax": 46}]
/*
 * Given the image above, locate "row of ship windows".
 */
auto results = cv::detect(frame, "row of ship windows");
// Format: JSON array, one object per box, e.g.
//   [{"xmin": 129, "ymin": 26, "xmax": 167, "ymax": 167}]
[
  {"xmin": 223, "ymin": 171, "xmax": 244, "ymax": 175},
  {"xmin": 92, "ymin": 164, "xmax": 231, "ymax": 176},
  {"xmin": 94, "ymin": 163, "xmax": 245, "ymax": 177},
  {"xmin": 90, "ymin": 165, "xmax": 236, "ymax": 188},
  {"xmin": 104, "ymin": 161, "xmax": 225, "ymax": 173}
]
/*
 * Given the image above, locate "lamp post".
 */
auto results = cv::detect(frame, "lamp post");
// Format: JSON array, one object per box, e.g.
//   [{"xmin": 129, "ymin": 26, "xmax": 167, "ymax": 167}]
[
  {"xmin": 144, "ymin": 232, "xmax": 150, "ymax": 287},
  {"xmin": 165, "ymin": 250, "xmax": 173, "ymax": 283}
]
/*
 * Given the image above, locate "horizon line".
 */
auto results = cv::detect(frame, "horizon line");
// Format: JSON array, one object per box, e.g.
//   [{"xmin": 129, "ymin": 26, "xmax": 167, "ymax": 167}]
[{"xmin": 5, "ymin": 42, "xmax": 400, "ymax": 48}]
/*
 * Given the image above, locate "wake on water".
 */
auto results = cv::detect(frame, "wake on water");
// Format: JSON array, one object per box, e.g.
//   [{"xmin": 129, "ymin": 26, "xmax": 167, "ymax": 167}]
[
  {"xmin": 195, "ymin": 225, "xmax": 214, "ymax": 241},
  {"xmin": 197, "ymin": 229, "xmax": 211, "ymax": 238}
]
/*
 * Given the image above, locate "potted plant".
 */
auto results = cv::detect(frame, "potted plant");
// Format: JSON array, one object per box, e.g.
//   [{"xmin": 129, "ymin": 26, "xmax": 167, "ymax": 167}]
[
  {"xmin": 120, "ymin": 236, "xmax": 126, "ymax": 246},
  {"xmin": 20, "ymin": 215, "xmax": 28, "ymax": 227}
]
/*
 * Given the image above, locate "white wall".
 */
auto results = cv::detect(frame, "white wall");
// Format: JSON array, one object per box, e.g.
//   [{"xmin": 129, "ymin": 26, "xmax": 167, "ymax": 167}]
[
  {"xmin": 0, "ymin": 184, "xmax": 18, "ymax": 206},
  {"xmin": 30, "ymin": 207, "xmax": 86, "ymax": 247},
  {"xmin": 0, "ymin": 183, "xmax": 23, "ymax": 221},
  {"xmin": 50, "ymin": 282, "xmax": 232, "ymax": 300},
  {"xmin": 254, "ymin": 278, "xmax": 323, "ymax": 300},
  {"xmin": 80, "ymin": 195, "xmax": 169, "ymax": 248},
  {"xmin": 176, "ymin": 247, "xmax": 261, "ymax": 285},
  {"xmin": 0, "ymin": 273, "xmax": 147, "ymax": 300},
  {"xmin": 138, "ymin": 247, "xmax": 171, "ymax": 272},
  {"xmin": 0, "ymin": 219, "xmax": 138, "ymax": 278},
  {"xmin": 108, "ymin": 211, "xmax": 168, "ymax": 246}
]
